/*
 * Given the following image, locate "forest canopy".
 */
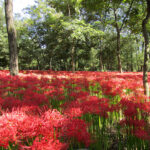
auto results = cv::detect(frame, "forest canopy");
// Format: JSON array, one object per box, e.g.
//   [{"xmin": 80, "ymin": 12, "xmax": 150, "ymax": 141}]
[{"xmin": 1, "ymin": 0, "xmax": 149, "ymax": 72}]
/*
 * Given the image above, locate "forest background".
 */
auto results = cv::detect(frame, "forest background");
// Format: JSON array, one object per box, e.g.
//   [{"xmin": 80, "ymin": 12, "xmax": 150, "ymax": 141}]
[{"xmin": 1, "ymin": 0, "xmax": 150, "ymax": 72}]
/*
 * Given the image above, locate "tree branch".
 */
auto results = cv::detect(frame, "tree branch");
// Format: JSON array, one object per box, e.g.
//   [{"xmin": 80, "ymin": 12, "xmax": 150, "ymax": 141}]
[{"xmin": 120, "ymin": 0, "xmax": 135, "ymax": 31}]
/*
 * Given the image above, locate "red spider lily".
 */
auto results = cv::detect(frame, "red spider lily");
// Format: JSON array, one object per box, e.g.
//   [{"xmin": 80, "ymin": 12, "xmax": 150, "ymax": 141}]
[
  {"xmin": 42, "ymin": 109, "xmax": 66, "ymax": 128},
  {"xmin": 30, "ymin": 137, "xmax": 69, "ymax": 150},
  {"xmin": 0, "ymin": 97, "xmax": 5, "ymax": 105},
  {"xmin": 0, "ymin": 126, "xmax": 18, "ymax": 148},
  {"xmin": 22, "ymin": 90, "xmax": 49, "ymax": 106},
  {"xmin": 120, "ymin": 118, "xmax": 146, "ymax": 128},
  {"xmin": 79, "ymin": 96, "xmax": 100, "ymax": 114},
  {"xmin": 120, "ymin": 98, "xmax": 138, "ymax": 117},
  {"xmin": 60, "ymin": 118, "xmax": 91, "ymax": 147},
  {"xmin": 140, "ymin": 102, "xmax": 150, "ymax": 113},
  {"xmin": 64, "ymin": 107, "xmax": 83, "ymax": 117},
  {"xmin": 0, "ymin": 110, "xmax": 29, "ymax": 148},
  {"xmin": 79, "ymin": 96, "xmax": 110, "ymax": 118},
  {"xmin": 62, "ymin": 100, "xmax": 83, "ymax": 118},
  {"xmin": 123, "ymin": 106, "xmax": 137, "ymax": 118},
  {"xmin": 1, "ymin": 70, "xmax": 150, "ymax": 149},
  {"xmin": 134, "ymin": 128, "xmax": 150, "ymax": 140},
  {"xmin": 109, "ymin": 103, "xmax": 121, "ymax": 112},
  {"xmin": 1, "ymin": 97, "xmax": 22, "ymax": 110},
  {"xmin": 0, "ymin": 106, "xmax": 68, "ymax": 148},
  {"xmin": 69, "ymin": 91, "xmax": 89, "ymax": 101}
]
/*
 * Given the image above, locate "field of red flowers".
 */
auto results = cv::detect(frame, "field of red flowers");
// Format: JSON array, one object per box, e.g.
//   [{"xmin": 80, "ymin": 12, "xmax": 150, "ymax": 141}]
[{"xmin": 0, "ymin": 70, "xmax": 150, "ymax": 150}]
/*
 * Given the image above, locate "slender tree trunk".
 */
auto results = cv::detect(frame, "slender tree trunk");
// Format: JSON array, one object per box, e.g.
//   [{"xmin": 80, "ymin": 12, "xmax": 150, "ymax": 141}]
[
  {"xmin": 49, "ymin": 57, "xmax": 52, "ymax": 70},
  {"xmin": 130, "ymin": 49, "xmax": 133, "ymax": 71},
  {"xmin": 113, "ymin": 8, "xmax": 123, "ymax": 73},
  {"xmin": 99, "ymin": 53, "xmax": 103, "ymax": 71},
  {"xmin": 116, "ymin": 28, "xmax": 122, "ymax": 73},
  {"xmin": 99, "ymin": 40, "xmax": 103, "ymax": 71},
  {"xmin": 107, "ymin": 55, "xmax": 109, "ymax": 70},
  {"xmin": 113, "ymin": 0, "xmax": 134, "ymax": 73},
  {"xmin": 136, "ymin": 40, "xmax": 139, "ymax": 71},
  {"xmin": 71, "ymin": 44, "xmax": 75, "ymax": 72},
  {"xmin": 126, "ymin": 52, "xmax": 129, "ymax": 71},
  {"xmin": 142, "ymin": 0, "xmax": 150, "ymax": 99},
  {"xmin": 5, "ymin": 0, "xmax": 18, "ymax": 75},
  {"xmin": 48, "ymin": 49, "xmax": 53, "ymax": 70},
  {"xmin": 68, "ymin": 4, "xmax": 71, "ymax": 17},
  {"xmin": 37, "ymin": 58, "xmax": 40, "ymax": 70},
  {"xmin": 65, "ymin": 61, "xmax": 68, "ymax": 71}
]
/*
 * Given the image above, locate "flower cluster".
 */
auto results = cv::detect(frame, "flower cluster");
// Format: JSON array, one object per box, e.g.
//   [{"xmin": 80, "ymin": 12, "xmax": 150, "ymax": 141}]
[{"xmin": 0, "ymin": 70, "xmax": 150, "ymax": 149}]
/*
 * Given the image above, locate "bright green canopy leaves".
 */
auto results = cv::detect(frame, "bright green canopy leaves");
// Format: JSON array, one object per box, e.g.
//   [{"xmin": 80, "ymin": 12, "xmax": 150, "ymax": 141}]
[
  {"xmin": 47, "ymin": 0, "xmax": 82, "ymax": 16},
  {"xmin": 60, "ymin": 19, "xmax": 104, "ymax": 42},
  {"xmin": 0, "ymin": 0, "xmax": 147, "ymax": 71}
]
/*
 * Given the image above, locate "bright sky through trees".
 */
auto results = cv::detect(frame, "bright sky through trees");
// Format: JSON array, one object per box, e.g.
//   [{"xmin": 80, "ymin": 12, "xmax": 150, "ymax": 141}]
[{"xmin": 13, "ymin": 0, "xmax": 35, "ymax": 15}]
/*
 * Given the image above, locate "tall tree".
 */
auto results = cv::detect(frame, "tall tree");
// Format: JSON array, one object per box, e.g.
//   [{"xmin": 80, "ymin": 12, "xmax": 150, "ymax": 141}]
[
  {"xmin": 111, "ymin": 0, "xmax": 135, "ymax": 72},
  {"xmin": 142, "ymin": 0, "xmax": 150, "ymax": 98},
  {"xmin": 0, "ymin": 0, "xmax": 9, "ymax": 69},
  {"xmin": 82, "ymin": 0, "xmax": 135, "ymax": 72},
  {"xmin": 5, "ymin": 0, "xmax": 18, "ymax": 75}
]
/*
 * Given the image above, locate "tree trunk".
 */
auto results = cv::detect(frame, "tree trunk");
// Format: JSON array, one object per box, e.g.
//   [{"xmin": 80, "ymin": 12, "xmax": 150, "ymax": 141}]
[
  {"xmin": 68, "ymin": 4, "xmax": 71, "ymax": 17},
  {"xmin": 130, "ymin": 48, "xmax": 133, "ymax": 71},
  {"xmin": 99, "ymin": 53, "xmax": 103, "ymax": 71},
  {"xmin": 136, "ymin": 40, "xmax": 139, "ymax": 71},
  {"xmin": 71, "ymin": 44, "xmax": 75, "ymax": 72},
  {"xmin": 116, "ymin": 28, "xmax": 122, "ymax": 73},
  {"xmin": 126, "ymin": 52, "xmax": 129, "ymax": 71},
  {"xmin": 99, "ymin": 40, "xmax": 103, "ymax": 71},
  {"xmin": 113, "ymin": 8, "xmax": 123, "ymax": 73},
  {"xmin": 113, "ymin": 0, "xmax": 134, "ymax": 73},
  {"xmin": 5, "ymin": 0, "xmax": 18, "ymax": 75},
  {"xmin": 37, "ymin": 58, "xmax": 40, "ymax": 70},
  {"xmin": 49, "ymin": 57, "xmax": 52, "ymax": 70},
  {"xmin": 142, "ymin": 0, "xmax": 150, "ymax": 99}
]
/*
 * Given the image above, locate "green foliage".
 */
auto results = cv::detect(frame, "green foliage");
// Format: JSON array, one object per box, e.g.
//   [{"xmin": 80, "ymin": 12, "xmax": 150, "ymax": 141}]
[
  {"xmin": 0, "ymin": 0, "xmax": 148, "ymax": 71},
  {"xmin": 0, "ymin": 1, "xmax": 9, "ymax": 69},
  {"xmin": 47, "ymin": 0, "xmax": 82, "ymax": 16},
  {"xmin": 127, "ymin": 2, "xmax": 146, "ymax": 34}
]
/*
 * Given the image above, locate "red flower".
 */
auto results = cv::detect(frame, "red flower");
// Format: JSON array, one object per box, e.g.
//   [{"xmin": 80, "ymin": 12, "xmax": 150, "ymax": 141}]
[
  {"xmin": 31, "ymin": 137, "xmax": 69, "ymax": 150},
  {"xmin": 134, "ymin": 128, "xmax": 150, "ymax": 140},
  {"xmin": 61, "ymin": 118, "xmax": 91, "ymax": 147}
]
